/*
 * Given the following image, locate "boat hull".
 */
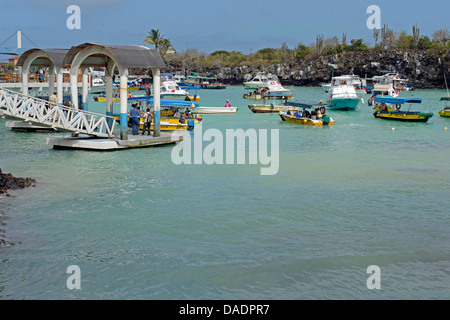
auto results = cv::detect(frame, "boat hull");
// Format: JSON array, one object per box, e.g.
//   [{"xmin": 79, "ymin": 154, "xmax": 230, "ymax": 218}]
[
  {"xmin": 95, "ymin": 97, "xmax": 120, "ymax": 102},
  {"xmin": 373, "ymin": 111, "xmax": 433, "ymax": 122},
  {"xmin": 279, "ymin": 112, "xmax": 334, "ymax": 126},
  {"xmin": 327, "ymin": 98, "xmax": 360, "ymax": 110},
  {"xmin": 438, "ymin": 109, "xmax": 450, "ymax": 117},
  {"xmin": 248, "ymin": 104, "xmax": 298, "ymax": 113},
  {"xmin": 190, "ymin": 107, "xmax": 237, "ymax": 114},
  {"xmin": 185, "ymin": 96, "xmax": 201, "ymax": 102},
  {"xmin": 113, "ymin": 115, "xmax": 201, "ymax": 132}
]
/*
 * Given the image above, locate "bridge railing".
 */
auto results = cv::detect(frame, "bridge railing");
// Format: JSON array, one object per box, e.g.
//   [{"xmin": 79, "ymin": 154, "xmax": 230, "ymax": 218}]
[{"xmin": 0, "ymin": 87, "xmax": 116, "ymax": 138}]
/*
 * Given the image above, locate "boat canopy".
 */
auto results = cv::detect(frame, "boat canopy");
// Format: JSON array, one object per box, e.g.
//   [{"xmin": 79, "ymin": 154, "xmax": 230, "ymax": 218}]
[
  {"xmin": 147, "ymin": 99, "xmax": 199, "ymax": 107},
  {"xmin": 187, "ymin": 73, "xmax": 217, "ymax": 80},
  {"xmin": 374, "ymin": 96, "xmax": 422, "ymax": 104}
]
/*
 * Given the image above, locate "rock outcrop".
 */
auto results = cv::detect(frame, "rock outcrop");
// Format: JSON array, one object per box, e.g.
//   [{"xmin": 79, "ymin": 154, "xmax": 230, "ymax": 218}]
[
  {"xmin": 132, "ymin": 49, "xmax": 449, "ymax": 89},
  {"xmin": 0, "ymin": 168, "xmax": 36, "ymax": 195}
]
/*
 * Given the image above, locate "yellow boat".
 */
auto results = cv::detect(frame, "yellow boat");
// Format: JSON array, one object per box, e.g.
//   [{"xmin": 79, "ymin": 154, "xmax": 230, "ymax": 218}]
[
  {"xmin": 248, "ymin": 103, "xmax": 298, "ymax": 113},
  {"xmin": 94, "ymin": 96, "xmax": 120, "ymax": 102},
  {"xmin": 113, "ymin": 113, "xmax": 202, "ymax": 132},
  {"xmin": 278, "ymin": 101, "xmax": 334, "ymax": 126},
  {"xmin": 372, "ymin": 96, "xmax": 433, "ymax": 122},
  {"xmin": 185, "ymin": 95, "xmax": 200, "ymax": 102},
  {"xmin": 438, "ymin": 107, "xmax": 450, "ymax": 117}
]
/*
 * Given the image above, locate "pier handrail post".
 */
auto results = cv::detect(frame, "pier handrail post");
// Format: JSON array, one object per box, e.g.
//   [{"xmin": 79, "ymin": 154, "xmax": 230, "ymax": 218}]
[{"xmin": 152, "ymin": 67, "xmax": 161, "ymax": 137}]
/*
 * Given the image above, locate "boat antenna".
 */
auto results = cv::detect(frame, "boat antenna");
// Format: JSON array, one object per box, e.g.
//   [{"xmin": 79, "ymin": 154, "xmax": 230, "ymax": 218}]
[{"xmin": 445, "ymin": 74, "xmax": 449, "ymax": 97}]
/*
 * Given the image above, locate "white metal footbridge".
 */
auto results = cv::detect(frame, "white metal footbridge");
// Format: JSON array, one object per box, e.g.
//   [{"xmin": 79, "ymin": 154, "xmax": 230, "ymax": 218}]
[{"xmin": 0, "ymin": 87, "xmax": 115, "ymax": 138}]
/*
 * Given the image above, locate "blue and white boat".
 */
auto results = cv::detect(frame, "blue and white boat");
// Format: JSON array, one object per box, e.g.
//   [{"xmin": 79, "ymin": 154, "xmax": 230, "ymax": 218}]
[{"xmin": 326, "ymin": 75, "xmax": 360, "ymax": 110}]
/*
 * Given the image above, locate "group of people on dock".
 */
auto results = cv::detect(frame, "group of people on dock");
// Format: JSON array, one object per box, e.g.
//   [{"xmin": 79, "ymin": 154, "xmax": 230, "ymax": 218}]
[{"xmin": 130, "ymin": 103, "xmax": 153, "ymax": 136}]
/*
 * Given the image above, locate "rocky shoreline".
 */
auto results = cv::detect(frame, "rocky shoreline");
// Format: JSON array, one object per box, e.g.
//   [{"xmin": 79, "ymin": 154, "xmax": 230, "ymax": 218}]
[
  {"xmin": 0, "ymin": 168, "xmax": 36, "ymax": 246},
  {"xmin": 0, "ymin": 168, "xmax": 37, "ymax": 196},
  {"xmin": 132, "ymin": 49, "xmax": 449, "ymax": 89}
]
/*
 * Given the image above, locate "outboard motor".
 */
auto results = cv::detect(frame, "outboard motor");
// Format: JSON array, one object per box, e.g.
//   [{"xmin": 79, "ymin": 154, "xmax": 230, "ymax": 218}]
[{"xmin": 187, "ymin": 120, "xmax": 195, "ymax": 131}]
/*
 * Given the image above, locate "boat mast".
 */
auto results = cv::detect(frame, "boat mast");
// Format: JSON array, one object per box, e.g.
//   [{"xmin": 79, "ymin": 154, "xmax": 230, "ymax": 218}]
[{"xmin": 445, "ymin": 74, "xmax": 449, "ymax": 98}]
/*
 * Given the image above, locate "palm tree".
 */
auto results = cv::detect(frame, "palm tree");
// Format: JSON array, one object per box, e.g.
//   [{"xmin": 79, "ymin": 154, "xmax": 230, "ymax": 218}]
[
  {"xmin": 144, "ymin": 29, "xmax": 165, "ymax": 51},
  {"xmin": 159, "ymin": 39, "xmax": 173, "ymax": 58}
]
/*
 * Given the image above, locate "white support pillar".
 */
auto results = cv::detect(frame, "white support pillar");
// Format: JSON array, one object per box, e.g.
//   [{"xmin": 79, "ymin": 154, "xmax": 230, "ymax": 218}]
[
  {"xmin": 151, "ymin": 67, "xmax": 161, "ymax": 137},
  {"xmin": 70, "ymin": 73, "xmax": 79, "ymax": 110},
  {"xmin": 82, "ymin": 67, "xmax": 89, "ymax": 111},
  {"xmin": 21, "ymin": 69, "xmax": 28, "ymax": 96},
  {"xmin": 105, "ymin": 61, "xmax": 115, "ymax": 129},
  {"xmin": 56, "ymin": 67, "xmax": 63, "ymax": 105},
  {"xmin": 119, "ymin": 68, "xmax": 129, "ymax": 140},
  {"xmin": 48, "ymin": 66, "xmax": 55, "ymax": 98}
]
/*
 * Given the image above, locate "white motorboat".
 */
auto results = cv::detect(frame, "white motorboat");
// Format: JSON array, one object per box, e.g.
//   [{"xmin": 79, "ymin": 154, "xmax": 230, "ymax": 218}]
[
  {"xmin": 152, "ymin": 73, "xmax": 195, "ymax": 100},
  {"xmin": 326, "ymin": 75, "xmax": 361, "ymax": 110},
  {"xmin": 265, "ymin": 77, "xmax": 291, "ymax": 94},
  {"xmin": 174, "ymin": 71, "xmax": 188, "ymax": 86},
  {"xmin": 244, "ymin": 72, "xmax": 270, "ymax": 87}
]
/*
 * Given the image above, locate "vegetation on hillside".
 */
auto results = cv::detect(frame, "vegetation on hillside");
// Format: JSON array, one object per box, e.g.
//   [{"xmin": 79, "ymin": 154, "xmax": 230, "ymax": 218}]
[{"xmin": 158, "ymin": 26, "xmax": 449, "ymax": 68}]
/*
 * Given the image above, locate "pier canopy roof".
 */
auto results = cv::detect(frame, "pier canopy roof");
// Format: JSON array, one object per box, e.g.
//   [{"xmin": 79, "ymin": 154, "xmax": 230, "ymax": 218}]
[
  {"xmin": 17, "ymin": 48, "xmax": 69, "ymax": 69},
  {"xmin": 62, "ymin": 43, "xmax": 165, "ymax": 69}
]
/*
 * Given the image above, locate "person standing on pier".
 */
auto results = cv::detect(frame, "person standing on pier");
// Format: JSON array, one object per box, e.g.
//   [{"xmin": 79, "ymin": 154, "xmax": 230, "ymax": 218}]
[
  {"xmin": 141, "ymin": 108, "xmax": 152, "ymax": 136},
  {"xmin": 130, "ymin": 103, "xmax": 141, "ymax": 135}
]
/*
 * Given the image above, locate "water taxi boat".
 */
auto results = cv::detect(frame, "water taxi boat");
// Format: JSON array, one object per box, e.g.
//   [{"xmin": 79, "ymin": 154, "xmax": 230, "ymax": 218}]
[
  {"xmin": 438, "ymin": 107, "xmax": 450, "ymax": 117},
  {"xmin": 190, "ymin": 106, "xmax": 238, "ymax": 114},
  {"xmin": 244, "ymin": 72, "xmax": 269, "ymax": 87},
  {"xmin": 243, "ymin": 86, "xmax": 295, "ymax": 101},
  {"xmin": 186, "ymin": 73, "xmax": 226, "ymax": 89},
  {"xmin": 248, "ymin": 101, "xmax": 299, "ymax": 113},
  {"xmin": 364, "ymin": 71, "xmax": 412, "ymax": 93},
  {"xmin": 114, "ymin": 100, "xmax": 203, "ymax": 132},
  {"xmin": 372, "ymin": 96, "xmax": 433, "ymax": 122},
  {"xmin": 278, "ymin": 101, "xmax": 334, "ymax": 125},
  {"xmin": 326, "ymin": 75, "xmax": 361, "ymax": 110}
]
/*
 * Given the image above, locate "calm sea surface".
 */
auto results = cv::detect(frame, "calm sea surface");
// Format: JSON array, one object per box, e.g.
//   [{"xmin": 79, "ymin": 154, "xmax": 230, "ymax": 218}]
[{"xmin": 0, "ymin": 86, "xmax": 449, "ymax": 299}]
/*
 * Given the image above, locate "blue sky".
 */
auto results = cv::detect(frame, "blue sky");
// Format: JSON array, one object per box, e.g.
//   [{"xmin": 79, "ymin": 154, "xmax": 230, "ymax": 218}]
[{"xmin": 0, "ymin": 0, "xmax": 449, "ymax": 56}]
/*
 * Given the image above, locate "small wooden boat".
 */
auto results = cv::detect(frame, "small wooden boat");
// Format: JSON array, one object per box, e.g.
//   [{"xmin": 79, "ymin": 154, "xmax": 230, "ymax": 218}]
[
  {"xmin": 190, "ymin": 106, "xmax": 237, "ymax": 114},
  {"xmin": 372, "ymin": 96, "xmax": 433, "ymax": 122},
  {"xmin": 248, "ymin": 103, "xmax": 298, "ymax": 113},
  {"xmin": 278, "ymin": 101, "xmax": 334, "ymax": 126},
  {"xmin": 438, "ymin": 107, "xmax": 450, "ymax": 117},
  {"xmin": 94, "ymin": 96, "xmax": 120, "ymax": 102}
]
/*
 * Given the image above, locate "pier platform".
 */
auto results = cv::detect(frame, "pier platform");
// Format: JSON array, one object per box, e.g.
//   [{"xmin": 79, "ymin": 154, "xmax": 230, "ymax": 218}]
[
  {"xmin": 45, "ymin": 132, "xmax": 184, "ymax": 150},
  {"xmin": 6, "ymin": 121, "xmax": 58, "ymax": 132}
]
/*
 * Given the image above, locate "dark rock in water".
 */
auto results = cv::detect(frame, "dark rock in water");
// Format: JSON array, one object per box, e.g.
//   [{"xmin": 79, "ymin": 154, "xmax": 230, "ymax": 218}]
[{"xmin": 0, "ymin": 168, "xmax": 37, "ymax": 195}]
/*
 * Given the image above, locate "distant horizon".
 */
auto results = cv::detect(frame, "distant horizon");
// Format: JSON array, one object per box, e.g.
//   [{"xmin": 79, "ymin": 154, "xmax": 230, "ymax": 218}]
[{"xmin": 0, "ymin": 0, "xmax": 449, "ymax": 57}]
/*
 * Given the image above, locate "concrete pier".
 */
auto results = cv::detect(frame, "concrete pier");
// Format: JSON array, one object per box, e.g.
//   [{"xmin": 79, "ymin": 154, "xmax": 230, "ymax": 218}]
[
  {"xmin": 6, "ymin": 121, "xmax": 58, "ymax": 132},
  {"xmin": 46, "ymin": 132, "xmax": 184, "ymax": 150}
]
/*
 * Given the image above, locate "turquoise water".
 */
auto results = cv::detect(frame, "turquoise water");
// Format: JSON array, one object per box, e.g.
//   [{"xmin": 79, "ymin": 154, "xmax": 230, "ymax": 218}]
[{"xmin": 1, "ymin": 86, "xmax": 449, "ymax": 299}]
